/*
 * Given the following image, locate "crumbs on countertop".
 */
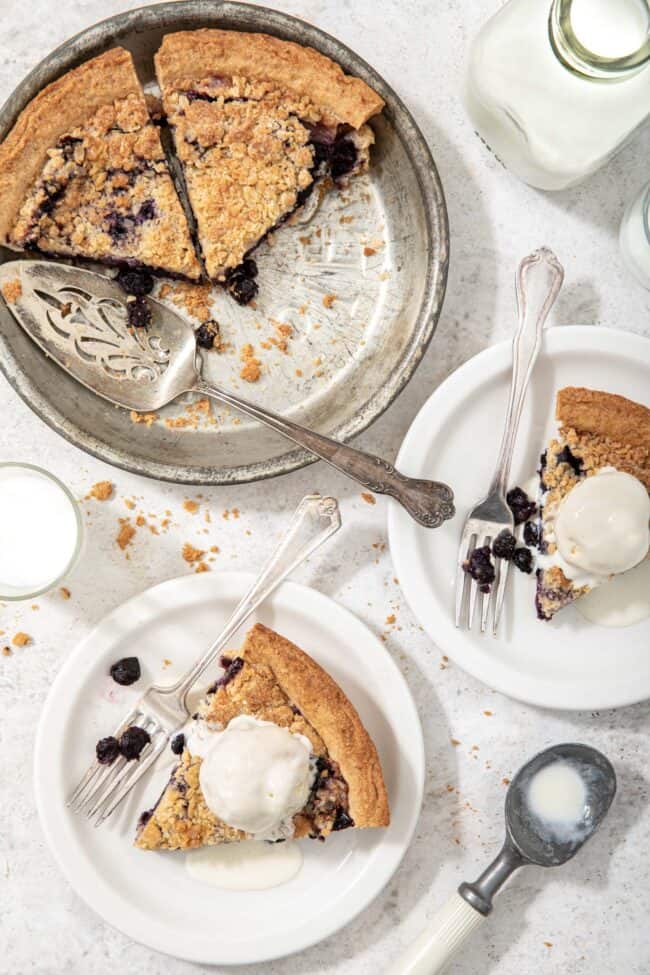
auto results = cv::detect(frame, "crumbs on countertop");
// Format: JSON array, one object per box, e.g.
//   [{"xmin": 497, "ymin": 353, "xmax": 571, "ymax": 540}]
[
  {"xmin": 12, "ymin": 632, "xmax": 31, "ymax": 647},
  {"xmin": 183, "ymin": 500, "xmax": 199, "ymax": 514},
  {"xmin": 116, "ymin": 520, "xmax": 136, "ymax": 551},
  {"xmin": 1, "ymin": 278, "xmax": 22, "ymax": 303},
  {"xmin": 59, "ymin": 587, "xmax": 71, "ymax": 600},
  {"xmin": 87, "ymin": 481, "xmax": 113, "ymax": 501},
  {"xmin": 322, "ymin": 293, "xmax": 337, "ymax": 309},
  {"xmin": 182, "ymin": 543, "xmax": 205, "ymax": 564},
  {"xmin": 361, "ymin": 492, "xmax": 376, "ymax": 505},
  {"xmin": 2, "ymin": 646, "xmax": 11, "ymax": 657},
  {"xmin": 158, "ymin": 281, "xmax": 213, "ymax": 323}
]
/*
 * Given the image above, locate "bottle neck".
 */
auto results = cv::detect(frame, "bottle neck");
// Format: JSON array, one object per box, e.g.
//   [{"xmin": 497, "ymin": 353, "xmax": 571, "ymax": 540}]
[{"xmin": 549, "ymin": 0, "xmax": 650, "ymax": 80}]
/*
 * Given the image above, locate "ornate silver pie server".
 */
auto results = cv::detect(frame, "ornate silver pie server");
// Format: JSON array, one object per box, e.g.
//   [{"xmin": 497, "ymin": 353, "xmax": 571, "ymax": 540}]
[{"xmin": 0, "ymin": 260, "xmax": 454, "ymax": 528}]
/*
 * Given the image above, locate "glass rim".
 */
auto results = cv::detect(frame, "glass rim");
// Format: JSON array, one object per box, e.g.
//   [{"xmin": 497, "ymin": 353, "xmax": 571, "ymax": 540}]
[
  {"xmin": 642, "ymin": 184, "xmax": 650, "ymax": 248},
  {"xmin": 0, "ymin": 461, "xmax": 84, "ymax": 601},
  {"xmin": 550, "ymin": 0, "xmax": 650, "ymax": 80}
]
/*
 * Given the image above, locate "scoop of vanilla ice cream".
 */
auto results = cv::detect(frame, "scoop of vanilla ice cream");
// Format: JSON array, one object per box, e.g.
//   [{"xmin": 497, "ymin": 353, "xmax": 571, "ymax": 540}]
[
  {"xmin": 555, "ymin": 469, "xmax": 650, "ymax": 576},
  {"xmin": 198, "ymin": 715, "xmax": 314, "ymax": 840}
]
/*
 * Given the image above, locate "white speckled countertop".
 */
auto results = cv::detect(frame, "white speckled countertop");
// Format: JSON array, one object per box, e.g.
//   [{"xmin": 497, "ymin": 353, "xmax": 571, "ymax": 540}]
[{"xmin": 1, "ymin": 1, "xmax": 649, "ymax": 973}]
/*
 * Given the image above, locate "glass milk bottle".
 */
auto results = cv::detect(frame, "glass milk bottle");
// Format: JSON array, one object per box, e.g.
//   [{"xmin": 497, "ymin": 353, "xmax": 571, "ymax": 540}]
[
  {"xmin": 620, "ymin": 181, "xmax": 650, "ymax": 287},
  {"xmin": 464, "ymin": 0, "xmax": 650, "ymax": 190}
]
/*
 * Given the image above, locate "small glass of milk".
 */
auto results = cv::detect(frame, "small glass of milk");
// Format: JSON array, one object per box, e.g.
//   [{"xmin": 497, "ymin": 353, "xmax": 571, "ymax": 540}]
[
  {"xmin": 0, "ymin": 463, "xmax": 84, "ymax": 600},
  {"xmin": 620, "ymin": 181, "xmax": 650, "ymax": 289}
]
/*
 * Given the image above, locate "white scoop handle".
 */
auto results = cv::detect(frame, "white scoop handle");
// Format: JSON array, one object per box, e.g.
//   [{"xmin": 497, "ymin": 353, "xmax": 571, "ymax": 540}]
[{"xmin": 385, "ymin": 893, "xmax": 485, "ymax": 975}]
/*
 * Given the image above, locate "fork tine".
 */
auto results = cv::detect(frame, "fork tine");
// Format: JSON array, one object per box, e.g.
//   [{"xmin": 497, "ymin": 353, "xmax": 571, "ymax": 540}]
[
  {"xmin": 492, "ymin": 558, "xmax": 510, "ymax": 636},
  {"xmin": 480, "ymin": 579, "xmax": 491, "ymax": 633},
  {"xmin": 455, "ymin": 530, "xmax": 476, "ymax": 628},
  {"xmin": 93, "ymin": 734, "xmax": 167, "ymax": 827},
  {"xmin": 68, "ymin": 708, "xmax": 140, "ymax": 810},
  {"xmin": 81, "ymin": 755, "xmax": 129, "ymax": 816}
]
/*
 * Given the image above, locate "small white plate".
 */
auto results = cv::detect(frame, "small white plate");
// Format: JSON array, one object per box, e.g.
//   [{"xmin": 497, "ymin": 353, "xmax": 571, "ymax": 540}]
[
  {"xmin": 34, "ymin": 573, "xmax": 424, "ymax": 965},
  {"xmin": 388, "ymin": 326, "xmax": 650, "ymax": 711}
]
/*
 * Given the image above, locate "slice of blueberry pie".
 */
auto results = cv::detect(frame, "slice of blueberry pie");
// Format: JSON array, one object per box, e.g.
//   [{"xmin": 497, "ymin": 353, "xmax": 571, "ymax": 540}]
[
  {"xmin": 534, "ymin": 387, "xmax": 650, "ymax": 620},
  {"xmin": 154, "ymin": 29, "xmax": 384, "ymax": 297},
  {"xmin": 135, "ymin": 623, "xmax": 389, "ymax": 850},
  {"xmin": 0, "ymin": 49, "xmax": 201, "ymax": 280}
]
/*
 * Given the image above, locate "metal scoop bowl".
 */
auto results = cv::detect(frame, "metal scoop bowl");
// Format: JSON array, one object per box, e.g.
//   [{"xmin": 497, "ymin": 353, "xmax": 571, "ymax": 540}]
[{"xmin": 388, "ymin": 742, "xmax": 616, "ymax": 974}]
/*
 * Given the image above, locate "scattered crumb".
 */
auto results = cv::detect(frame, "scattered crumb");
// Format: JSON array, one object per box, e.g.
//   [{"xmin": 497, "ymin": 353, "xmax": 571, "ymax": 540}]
[
  {"xmin": 159, "ymin": 281, "xmax": 213, "ymax": 323},
  {"xmin": 136, "ymin": 515, "xmax": 146, "ymax": 528},
  {"xmin": 240, "ymin": 343, "xmax": 262, "ymax": 383},
  {"xmin": 361, "ymin": 492, "xmax": 376, "ymax": 505},
  {"xmin": 450, "ymin": 738, "xmax": 461, "ymax": 747},
  {"xmin": 322, "ymin": 293, "xmax": 337, "ymax": 309},
  {"xmin": 87, "ymin": 480, "xmax": 113, "ymax": 501},
  {"xmin": 339, "ymin": 215, "xmax": 354, "ymax": 224},
  {"xmin": 31, "ymin": 604, "xmax": 39, "ymax": 611},
  {"xmin": 162, "ymin": 658, "xmax": 172, "ymax": 668},
  {"xmin": 483, "ymin": 710, "xmax": 493, "ymax": 716},
  {"xmin": 195, "ymin": 561, "xmax": 210, "ymax": 573},
  {"xmin": 2, "ymin": 646, "xmax": 11, "ymax": 657},
  {"xmin": 232, "ymin": 508, "xmax": 240, "ymax": 519},
  {"xmin": 12, "ymin": 632, "xmax": 31, "ymax": 647},
  {"xmin": 502, "ymin": 777, "xmax": 511, "ymax": 786},
  {"xmin": 124, "ymin": 499, "xmax": 136, "ymax": 510},
  {"xmin": 1, "ymin": 278, "xmax": 22, "ymax": 303},
  {"xmin": 385, "ymin": 614, "xmax": 396, "ymax": 625},
  {"xmin": 544, "ymin": 942, "xmax": 553, "ymax": 949},
  {"xmin": 295, "ymin": 368, "xmax": 303, "ymax": 377},
  {"xmin": 210, "ymin": 545, "xmax": 220, "ymax": 553},
  {"xmin": 363, "ymin": 246, "xmax": 376, "ymax": 257},
  {"xmin": 130, "ymin": 410, "xmax": 158, "ymax": 427},
  {"xmin": 182, "ymin": 543, "xmax": 205, "ymax": 564},
  {"xmin": 59, "ymin": 587, "xmax": 71, "ymax": 600},
  {"xmin": 183, "ymin": 500, "xmax": 199, "ymax": 515},
  {"xmin": 116, "ymin": 521, "xmax": 136, "ymax": 551}
]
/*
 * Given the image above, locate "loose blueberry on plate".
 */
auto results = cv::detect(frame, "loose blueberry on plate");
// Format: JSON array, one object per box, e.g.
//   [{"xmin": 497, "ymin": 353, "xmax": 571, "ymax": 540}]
[
  {"xmin": 171, "ymin": 733, "xmax": 185, "ymax": 755},
  {"xmin": 109, "ymin": 656, "xmax": 141, "ymax": 686},
  {"xmin": 119, "ymin": 725, "xmax": 151, "ymax": 760},
  {"xmin": 492, "ymin": 529, "xmax": 517, "ymax": 560},
  {"xmin": 126, "ymin": 295, "xmax": 152, "ymax": 329},
  {"xmin": 512, "ymin": 547, "xmax": 534, "ymax": 574},
  {"xmin": 96, "ymin": 736, "xmax": 120, "ymax": 765},
  {"xmin": 116, "ymin": 268, "xmax": 154, "ymax": 296}
]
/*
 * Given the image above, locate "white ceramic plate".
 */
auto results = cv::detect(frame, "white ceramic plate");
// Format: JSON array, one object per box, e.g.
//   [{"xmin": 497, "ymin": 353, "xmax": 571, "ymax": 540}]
[
  {"xmin": 34, "ymin": 573, "xmax": 424, "ymax": 965},
  {"xmin": 388, "ymin": 326, "xmax": 650, "ymax": 711}
]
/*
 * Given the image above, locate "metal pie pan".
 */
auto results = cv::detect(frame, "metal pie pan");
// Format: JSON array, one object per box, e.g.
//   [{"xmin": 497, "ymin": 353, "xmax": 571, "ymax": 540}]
[{"xmin": 0, "ymin": 1, "xmax": 449, "ymax": 484}]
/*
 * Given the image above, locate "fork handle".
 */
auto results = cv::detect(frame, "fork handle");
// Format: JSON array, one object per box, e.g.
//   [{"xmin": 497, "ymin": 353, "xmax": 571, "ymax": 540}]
[
  {"xmin": 489, "ymin": 247, "xmax": 564, "ymax": 495},
  {"xmin": 161, "ymin": 495, "xmax": 341, "ymax": 710},
  {"xmin": 194, "ymin": 379, "xmax": 455, "ymax": 529}
]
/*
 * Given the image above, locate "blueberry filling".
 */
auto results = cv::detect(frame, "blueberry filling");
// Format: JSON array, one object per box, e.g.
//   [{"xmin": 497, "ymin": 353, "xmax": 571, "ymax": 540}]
[
  {"xmin": 117, "ymin": 268, "xmax": 154, "ymax": 296},
  {"xmin": 523, "ymin": 521, "xmax": 540, "ymax": 548},
  {"xmin": 512, "ymin": 547, "xmax": 534, "ymax": 574},
  {"xmin": 463, "ymin": 545, "xmax": 495, "ymax": 592},
  {"xmin": 208, "ymin": 656, "xmax": 245, "ymax": 694},
  {"xmin": 119, "ymin": 725, "xmax": 151, "ymax": 760},
  {"xmin": 96, "ymin": 736, "xmax": 120, "ymax": 765},
  {"xmin": 492, "ymin": 529, "xmax": 517, "ymax": 561},
  {"xmin": 195, "ymin": 319, "xmax": 221, "ymax": 349},
  {"xmin": 555, "ymin": 444, "xmax": 583, "ymax": 476},
  {"xmin": 137, "ymin": 808, "xmax": 153, "ymax": 829},
  {"xmin": 305, "ymin": 755, "xmax": 352, "ymax": 837},
  {"xmin": 109, "ymin": 656, "xmax": 141, "ymax": 686},
  {"xmin": 127, "ymin": 295, "xmax": 152, "ymax": 329},
  {"xmin": 224, "ymin": 260, "xmax": 259, "ymax": 306},
  {"xmin": 506, "ymin": 487, "xmax": 537, "ymax": 525},
  {"xmin": 171, "ymin": 733, "xmax": 185, "ymax": 755},
  {"xmin": 106, "ymin": 199, "xmax": 157, "ymax": 243}
]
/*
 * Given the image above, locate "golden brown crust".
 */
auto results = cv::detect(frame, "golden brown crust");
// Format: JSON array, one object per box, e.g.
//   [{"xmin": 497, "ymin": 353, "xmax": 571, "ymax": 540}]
[
  {"xmin": 242, "ymin": 624, "xmax": 389, "ymax": 829},
  {"xmin": 556, "ymin": 387, "xmax": 650, "ymax": 451},
  {"xmin": 0, "ymin": 49, "xmax": 141, "ymax": 243},
  {"xmin": 155, "ymin": 29, "xmax": 384, "ymax": 128}
]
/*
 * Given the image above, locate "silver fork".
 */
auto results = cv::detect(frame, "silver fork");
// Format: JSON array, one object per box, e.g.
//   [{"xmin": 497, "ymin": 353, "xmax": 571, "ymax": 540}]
[
  {"xmin": 68, "ymin": 493, "xmax": 341, "ymax": 827},
  {"xmin": 455, "ymin": 248, "xmax": 564, "ymax": 635}
]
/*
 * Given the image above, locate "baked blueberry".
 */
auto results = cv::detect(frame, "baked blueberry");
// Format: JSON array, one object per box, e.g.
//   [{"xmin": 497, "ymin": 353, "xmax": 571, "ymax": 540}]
[
  {"xmin": 332, "ymin": 809, "xmax": 355, "ymax": 831},
  {"xmin": 119, "ymin": 726, "xmax": 151, "ymax": 760},
  {"xmin": 523, "ymin": 521, "xmax": 540, "ymax": 548},
  {"xmin": 555, "ymin": 444, "xmax": 583, "ymax": 475},
  {"xmin": 96, "ymin": 736, "xmax": 120, "ymax": 765},
  {"xmin": 512, "ymin": 547, "xmax": 534, "ymax": 574},
  {"xmin": 109, "ymin": 656, "xmax": 141, "ymax": 686},
  {"xmin": 506, "ymin": 487, "xmax": 537, "ymax": 525},
  {"xmin": 463, "ymin": 545, "xmax": 495, "ymax": 589},
  {"xmin": 171, "ymin": 733, "xmax": 185, "ymax": 755},
  {"xmin": 127, "ymin": 295, "xmax": 152, "ymax": 329},
  {"xmin": 116, "ymin": 268, "xmax": 154, "ymax": 296},
  {"xmin": 226, "ymin": 272, "xmax": 258, "ymax": 306},
  {"xmin": 492, "ymin": 530, "xmax": 517, "ymax": 561},
  {"xmin": 195, "ymin": 319, "xmax": 221, "ymax": 349}
]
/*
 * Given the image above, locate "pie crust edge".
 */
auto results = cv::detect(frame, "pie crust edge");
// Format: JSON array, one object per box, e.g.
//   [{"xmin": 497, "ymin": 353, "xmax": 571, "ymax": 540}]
[{"xmin": 155, "ymin": 28, "xmax": 385, "ymax": 128}]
